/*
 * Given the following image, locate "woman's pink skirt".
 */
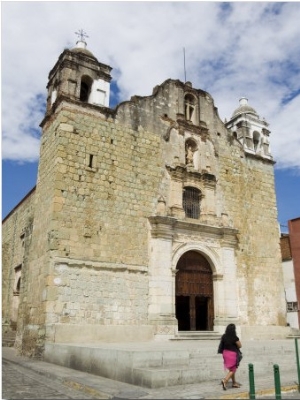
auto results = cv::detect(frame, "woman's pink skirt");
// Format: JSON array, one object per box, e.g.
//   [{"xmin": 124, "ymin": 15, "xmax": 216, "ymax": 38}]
[{"xmin": 223, "ymin": 349, "xmax": 237, "ymax": 372}]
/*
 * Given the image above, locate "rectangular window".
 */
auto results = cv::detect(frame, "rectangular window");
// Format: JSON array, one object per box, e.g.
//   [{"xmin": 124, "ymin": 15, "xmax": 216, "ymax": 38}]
[
  {"xmin": 88, "ymin": 154, "xmax": 94, "ymax": 168},
  {"xmin": 85, "ymin": 153, "xmax": 96, "ymax": 171},
  {"xmin": 96, "ymin": 89, "xmax": 106, "ymax": 106},
  {"xmin": 287, "ymin": 302, "xmax": 298, "ymax": 312},
  {"xmin": 183, "ymin": 187, "xmax": 200, "ymax": 219}
]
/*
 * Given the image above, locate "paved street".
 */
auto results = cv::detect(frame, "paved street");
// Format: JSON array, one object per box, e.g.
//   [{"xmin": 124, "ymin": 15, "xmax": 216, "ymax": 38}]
[
  {"xmin": 2, "ymin": 359, "xmax": 95, "ymax": 399},
  {"xmin": 259, "ymin": 393, "xmax": 300, "ymax": 399},
  {"xmin": 2, "ymin": 346, "xmax": 300, "ymax": 400}
]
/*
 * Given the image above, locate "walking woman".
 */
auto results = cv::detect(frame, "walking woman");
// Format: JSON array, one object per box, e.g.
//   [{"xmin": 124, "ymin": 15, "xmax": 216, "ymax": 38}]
[{"xmin": 219, "ymin": 323, "xmax": 242, "ymax": 390}]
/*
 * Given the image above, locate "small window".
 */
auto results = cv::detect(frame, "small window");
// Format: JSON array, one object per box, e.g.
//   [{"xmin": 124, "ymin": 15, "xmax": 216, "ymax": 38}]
[
  {"xmin": 88, "ymin": 154, "xmax": 94, "ymax": 168},
  {"xmin": 85, "ymin": 153, "xmax": 96, "ymax": 171},
  {"xmin": 96, "ymin": 89, "xmax": 106, "ymax": 106},
  {"xmin": 13, "ymin": 265, "xmax": 22, "ymax": 295},
  {"xmin": 253, "ymin": 131, "xmax": 260, "ymax": 151},
  {"xmin": 16, "ymin": 277, "xmax": 21, "ymax": 293},
  {"xmin": 20, "ymin": 231, "xmax": 25, "ymax": 247},
  {"xmin": 184, "ymin": 94, "xmax": 196, "ymax": 122},
  {"xmin": 287, "ymin": 302, "xmax": 298, "ymax": 312},
  {"xmin": 183, "ymin": 187, "xmax": 201, "ymax": 219}
]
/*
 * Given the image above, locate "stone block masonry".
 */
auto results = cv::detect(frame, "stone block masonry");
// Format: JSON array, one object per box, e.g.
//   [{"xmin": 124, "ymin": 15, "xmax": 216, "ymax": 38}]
[{"xmin": 2, "ymin": 45, "xmax": 289, "ymax": 355}]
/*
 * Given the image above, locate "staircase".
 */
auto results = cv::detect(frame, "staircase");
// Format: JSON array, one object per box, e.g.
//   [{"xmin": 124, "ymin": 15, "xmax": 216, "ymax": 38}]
[
  {"xmin": 44, "ymin": 339, "xmax": 298, "ymax": 388},
  {"xmin": 287, "ymin": 328, "xmax": 300, "ymax": 339},
  {"xmin": 171, "ymin": 331, "xmax": 221, "ymax": 340}
]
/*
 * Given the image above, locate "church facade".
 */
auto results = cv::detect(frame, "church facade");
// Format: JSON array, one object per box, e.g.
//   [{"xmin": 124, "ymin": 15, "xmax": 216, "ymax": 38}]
[{"xmin": 2, "ymin": 38, "xmax": 288, "ymax": 357}]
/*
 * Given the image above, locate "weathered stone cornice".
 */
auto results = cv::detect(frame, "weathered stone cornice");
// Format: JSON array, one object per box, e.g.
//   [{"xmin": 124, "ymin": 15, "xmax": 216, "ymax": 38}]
[
  {"xmin": 52, "ymin": 257, "xmax": 148, "ymax": 273},
  {"xmin": 166, "ymin": 165, "xmax": 216, "ymax": 187},
  {"xmin": 175, "ymin": 219, "xmax": 238, "ymax": 241},
  {"xmin": 148, "ymin": 216, "xmax": 177, "ymax": 239},
  {"xmin": 148, "ymin": 215, "xmax": 238, "ymax": 246},
  {"xmin": 40, "ymin": 96, "xmax": 115, "ymax": 128},
  {"xmin": 176, "ymin": 119, "xmax": 209, "ymax": 138},
  {"xmin": 244, "ymin": 150, "xmax": 275, "ymax": 165}
]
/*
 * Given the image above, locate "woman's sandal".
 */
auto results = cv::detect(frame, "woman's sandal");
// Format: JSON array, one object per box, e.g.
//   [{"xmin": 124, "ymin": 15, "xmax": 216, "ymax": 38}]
[
  {"xmin": 232, "ymin": 383, "xmax": 241, "ymax": 388},
  {"xmin": 221, "ymin": 380, "xmax": 227, "ymax": 390}
]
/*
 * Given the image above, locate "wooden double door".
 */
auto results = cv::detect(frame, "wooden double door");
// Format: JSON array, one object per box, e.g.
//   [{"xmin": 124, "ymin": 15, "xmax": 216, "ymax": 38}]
[{"xmin": 175, "ymin": 251, "xmax": 214, "ymax": 331}]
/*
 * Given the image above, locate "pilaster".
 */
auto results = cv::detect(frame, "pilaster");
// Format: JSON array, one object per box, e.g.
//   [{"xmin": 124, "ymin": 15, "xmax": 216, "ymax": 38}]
[{"xmin": 148, "ymin": 216, "xmax": 178, "ymax": 338}]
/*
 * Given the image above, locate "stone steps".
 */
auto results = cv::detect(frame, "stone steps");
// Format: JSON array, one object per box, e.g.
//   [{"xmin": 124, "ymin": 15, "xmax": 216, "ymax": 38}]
[
  {"xmin": 132, "ymin": 364, "xmax": 297, "ymax": 389},
  {"xmin": 44, "ymin": 339, "xmax": 299, "ymax": 388},
  {"xmin": 286, "ymin": 328, "xmax": 300, "ymax": 339},
  {"xmin": 171, "ymin": 331, "xmax": 221, "ymax": 340},
  {"xmin": 132, "ymin": 353, "xmax": 297, "ymax": 388}
]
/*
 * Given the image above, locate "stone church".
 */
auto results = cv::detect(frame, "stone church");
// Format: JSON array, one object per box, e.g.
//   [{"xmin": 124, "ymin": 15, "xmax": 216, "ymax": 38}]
[{"xmin": 2, "ymin": 37, "xmax": 289, "ymax": 357}]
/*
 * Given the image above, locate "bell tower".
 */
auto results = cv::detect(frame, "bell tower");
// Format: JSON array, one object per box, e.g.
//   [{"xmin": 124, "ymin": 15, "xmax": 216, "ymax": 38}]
[
  {"xmin": 45, "ymin": 30, "xmax": 112, "ymax": 115},
  {"xmin": 225, "ymin": 97, "xmax": 272, "ymax": 160}
]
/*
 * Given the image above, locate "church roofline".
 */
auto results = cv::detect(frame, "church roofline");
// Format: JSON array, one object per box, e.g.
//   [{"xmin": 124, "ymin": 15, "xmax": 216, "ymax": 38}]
[{"xmin": 2, "ymin": 186, "xmax": 36, "ymax": 223}]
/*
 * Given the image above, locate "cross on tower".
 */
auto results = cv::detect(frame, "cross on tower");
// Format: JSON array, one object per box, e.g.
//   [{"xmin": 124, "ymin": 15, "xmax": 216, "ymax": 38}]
[{"xmin": 75, "ymin": 29, "xmax": 89, "ymax": 42}]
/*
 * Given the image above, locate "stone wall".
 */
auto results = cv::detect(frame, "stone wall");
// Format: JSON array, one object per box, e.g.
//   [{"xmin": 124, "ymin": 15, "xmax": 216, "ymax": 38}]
[
  {"xmin": 217, "ymin": 147, "xmax": 285, "ymax": 329},
  {"xmin": 2, "ymin": 77, "xmax": 287, "ymax": 353},
  {"xmin": 45, "ymin": 102, "xmax": 163, "ymax": 265},
  {"xmin": 2, "ymin": 189, "xmax": 35, "ymax": 331}
]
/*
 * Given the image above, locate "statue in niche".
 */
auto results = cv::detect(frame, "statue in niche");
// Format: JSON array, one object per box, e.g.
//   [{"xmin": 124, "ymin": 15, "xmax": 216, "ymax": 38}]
[{"xmin": 186, "ymin": 145, "xmax": 194, "ymax": 166}]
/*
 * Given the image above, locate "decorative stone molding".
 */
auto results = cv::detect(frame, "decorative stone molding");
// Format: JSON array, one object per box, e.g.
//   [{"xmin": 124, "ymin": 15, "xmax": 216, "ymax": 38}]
[
  {"xmin": 172, "ymin": 241, "xmax": 222, "ymax": 275},
  {"xmin": 148, "ymin": 216, "xmax": 176, "ymax": 240},
  {"xmin": 221, "ymin": 230, "xmax": 239, "ymax": 248},
  {"xmin": 53, "ymin": 258, "xmax": 148, "ymax": 273},
  {"xmin": 166, "ymin": 165, "xmax": 216, "ymax": 188}
]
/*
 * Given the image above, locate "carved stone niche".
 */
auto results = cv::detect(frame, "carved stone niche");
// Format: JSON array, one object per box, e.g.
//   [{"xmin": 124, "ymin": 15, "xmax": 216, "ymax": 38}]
[
  {"xmin": 156, "ymin": 196, "xmax": 167, "ymax": 216},
  {"xmin": 185, "ymin": 138, "xmax": 197, "ymax": 167}
]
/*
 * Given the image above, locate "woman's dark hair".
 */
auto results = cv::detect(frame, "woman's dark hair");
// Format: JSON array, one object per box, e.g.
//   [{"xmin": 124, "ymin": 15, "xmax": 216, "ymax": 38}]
[{"xmin": 224, "ymin": 323, "xmax": 236, "ymax": 337}]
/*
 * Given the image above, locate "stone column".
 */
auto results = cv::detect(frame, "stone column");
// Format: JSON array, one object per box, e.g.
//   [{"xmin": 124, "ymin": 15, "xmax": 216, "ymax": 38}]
[{"xmin": 148, "ymin": 216, "xmax": 178, "ymax": 339}]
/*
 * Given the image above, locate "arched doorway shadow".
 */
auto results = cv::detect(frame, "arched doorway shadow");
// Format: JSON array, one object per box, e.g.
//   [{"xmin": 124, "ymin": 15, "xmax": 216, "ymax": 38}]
[{"xmin": 176, "ymin": 251, "xmax": 214, "ymax": 331}]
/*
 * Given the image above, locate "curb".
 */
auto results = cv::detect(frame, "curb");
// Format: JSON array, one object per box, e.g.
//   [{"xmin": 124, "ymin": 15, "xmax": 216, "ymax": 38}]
[{"xmin": 216, "ymin": 384, "xmax": 299, "ymax": 399}]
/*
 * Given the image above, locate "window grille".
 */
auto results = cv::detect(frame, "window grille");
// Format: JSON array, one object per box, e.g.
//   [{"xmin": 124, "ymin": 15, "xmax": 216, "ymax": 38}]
[{"xmin": 183, "ymin": 187, "xmax": 200, "ymax": 219}]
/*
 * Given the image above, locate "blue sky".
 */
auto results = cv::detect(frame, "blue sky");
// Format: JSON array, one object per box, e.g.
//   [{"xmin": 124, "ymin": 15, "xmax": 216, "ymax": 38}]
[{"xmin": 2, "ymin": 2, "xmax": 300, "ymax": 231}]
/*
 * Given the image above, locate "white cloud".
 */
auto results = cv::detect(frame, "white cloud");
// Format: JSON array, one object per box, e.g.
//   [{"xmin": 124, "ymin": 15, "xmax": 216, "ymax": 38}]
[{"xmin": 2, "ymin": 1, "xmax": 300, "ymax": 171}]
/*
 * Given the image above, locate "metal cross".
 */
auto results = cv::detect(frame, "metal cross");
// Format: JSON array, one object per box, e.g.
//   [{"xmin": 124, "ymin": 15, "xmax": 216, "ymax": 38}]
[{"xmin": 75, "ymin": 29, "xmax": 89, "ymax": 42}]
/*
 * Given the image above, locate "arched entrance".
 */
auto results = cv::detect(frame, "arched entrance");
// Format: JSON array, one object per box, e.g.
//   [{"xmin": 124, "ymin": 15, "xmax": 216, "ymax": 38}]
[{"xmin": 176, "ymin": 251, "xmax": 214, "ymax": 331}]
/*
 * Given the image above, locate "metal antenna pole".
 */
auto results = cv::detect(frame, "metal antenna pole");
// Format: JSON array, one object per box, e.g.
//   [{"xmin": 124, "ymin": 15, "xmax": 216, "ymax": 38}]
[{"xmin": 183, "ymin": 47, "xmax": 186, "ymax": 83}]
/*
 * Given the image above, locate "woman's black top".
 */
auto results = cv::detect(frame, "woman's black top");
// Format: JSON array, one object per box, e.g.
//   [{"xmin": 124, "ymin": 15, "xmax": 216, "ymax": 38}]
[{"xmin": 222, "ymin": 334, "xmax": 239, "ymax": 351}]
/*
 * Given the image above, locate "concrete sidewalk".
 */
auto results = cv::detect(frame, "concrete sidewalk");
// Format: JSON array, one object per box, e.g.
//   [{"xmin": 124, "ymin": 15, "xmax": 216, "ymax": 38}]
[{"xmin": 2, "ymin": 346, "xmax": 300, "ymax": 399}]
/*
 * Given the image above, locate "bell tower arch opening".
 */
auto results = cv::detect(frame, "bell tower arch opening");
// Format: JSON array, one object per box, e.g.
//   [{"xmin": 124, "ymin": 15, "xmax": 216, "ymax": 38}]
[
  {"xmin": 175, "ymin": 250, "xmax": 214, "ymax": 331},
  {"xmin": 80, "ymin": 75, "xmax": 93, "ymax": 102},
  {"xmin": 45, "ymin": 32, "xmax": 112, "ymax": 114}
]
